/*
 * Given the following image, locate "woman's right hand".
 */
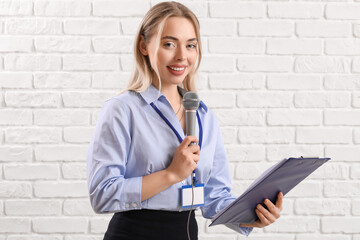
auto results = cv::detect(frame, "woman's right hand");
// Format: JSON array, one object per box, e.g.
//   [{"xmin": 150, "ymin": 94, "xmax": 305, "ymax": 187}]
[{"xmin": 166, "ymin": 136, "xmax": 200, "ymax": 184}]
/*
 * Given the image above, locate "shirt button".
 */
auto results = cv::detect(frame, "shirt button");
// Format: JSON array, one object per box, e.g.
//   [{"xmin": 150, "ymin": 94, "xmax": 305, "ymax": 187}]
[
  {"xmin": 125, "ymin": 203, "xmax": 130, "ymax": 208},
  {"xmin": 132, "ymin": 203, "xmax": 137, "ymax": 208},
  {"xmin": 182, "ymin": 180, "xmax": 186, "ymax": 184}
]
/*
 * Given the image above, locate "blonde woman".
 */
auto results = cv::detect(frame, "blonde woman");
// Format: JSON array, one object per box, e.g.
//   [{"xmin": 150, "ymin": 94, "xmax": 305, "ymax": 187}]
[{"xmin": 87, "ymin": 2, "xmax": 283, "ymax": 239}]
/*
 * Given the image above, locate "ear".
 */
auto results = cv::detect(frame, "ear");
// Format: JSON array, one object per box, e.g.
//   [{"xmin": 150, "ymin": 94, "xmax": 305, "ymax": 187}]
[{"xmin": 139, "ymin": 35, "xmax": 148, "ymax": 56}]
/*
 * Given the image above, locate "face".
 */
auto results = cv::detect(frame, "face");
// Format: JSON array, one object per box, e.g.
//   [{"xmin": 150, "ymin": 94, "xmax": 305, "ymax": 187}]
[{"xmin": 140, "ymin": 17, "xmax": 198, "ymax": 88}]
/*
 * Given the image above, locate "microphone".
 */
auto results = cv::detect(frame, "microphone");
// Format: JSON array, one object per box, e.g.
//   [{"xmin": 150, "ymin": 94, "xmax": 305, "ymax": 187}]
[{"xmin": 183, "ymin": 92, "xmax": 200, "ymax": 143}]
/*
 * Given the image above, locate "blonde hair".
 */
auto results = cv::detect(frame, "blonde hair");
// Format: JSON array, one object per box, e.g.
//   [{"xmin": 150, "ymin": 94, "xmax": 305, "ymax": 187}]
[{"xmin": 122, "ymin": 1, "xmax": 202, "ymax": 94}]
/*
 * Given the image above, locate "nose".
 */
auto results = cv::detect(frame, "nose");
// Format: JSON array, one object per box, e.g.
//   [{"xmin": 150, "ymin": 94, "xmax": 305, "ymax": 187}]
[{"xmin": 176, "ymin": 46, "xmax": 186, "ymax": 61}]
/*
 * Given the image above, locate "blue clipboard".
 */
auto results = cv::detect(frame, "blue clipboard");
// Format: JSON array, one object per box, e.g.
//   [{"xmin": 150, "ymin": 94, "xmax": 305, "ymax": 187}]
[{"xmin": 209, "ymin": 157, "xmax": 331, "ymax": 227}]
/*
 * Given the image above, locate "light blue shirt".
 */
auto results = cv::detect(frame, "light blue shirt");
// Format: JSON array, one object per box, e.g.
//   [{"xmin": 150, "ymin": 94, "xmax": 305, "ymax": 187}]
[{"xmin": 86, "ymin": 84, "xmax": 252, "ymax": 236}]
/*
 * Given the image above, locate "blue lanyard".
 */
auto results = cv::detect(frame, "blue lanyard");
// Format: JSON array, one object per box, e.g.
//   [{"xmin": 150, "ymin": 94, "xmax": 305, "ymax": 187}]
[{"xmin": 150, "ymin": 102, "xmax": 203, "ymax": 149}]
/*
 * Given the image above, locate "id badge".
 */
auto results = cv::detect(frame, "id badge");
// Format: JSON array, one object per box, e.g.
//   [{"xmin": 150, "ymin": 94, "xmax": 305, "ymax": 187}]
[{"xmin": 181, "ymin": 184, "xmax": 205, "ymax": 209}]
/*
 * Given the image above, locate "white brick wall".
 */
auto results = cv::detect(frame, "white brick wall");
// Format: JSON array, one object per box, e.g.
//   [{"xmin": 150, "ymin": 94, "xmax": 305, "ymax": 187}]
[{"xmin": 0, "ymin": 0, "xmax": 359, "ymax": 239}]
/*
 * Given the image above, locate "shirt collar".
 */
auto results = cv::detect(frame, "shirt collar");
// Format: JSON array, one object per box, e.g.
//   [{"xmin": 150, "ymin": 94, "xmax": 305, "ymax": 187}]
[{"xmin": 139, "ymin": 84, "xmax": 208, "ymax": 112}]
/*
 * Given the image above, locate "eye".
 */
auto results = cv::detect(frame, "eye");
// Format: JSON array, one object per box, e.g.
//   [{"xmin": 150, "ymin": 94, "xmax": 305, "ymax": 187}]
[
  {"xmin": 163, "ymin": 42, "xmax": 175, "ymax": 48},
  {"xmin": 187, "ymin": 43, "xmax": 197, "ymax": 49}
]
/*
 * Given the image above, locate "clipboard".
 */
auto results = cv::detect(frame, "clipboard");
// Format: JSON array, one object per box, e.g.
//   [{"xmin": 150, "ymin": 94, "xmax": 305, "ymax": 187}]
[{"xmin": 209, "ymin": 157, "xmax": 331, "ymax": 227}]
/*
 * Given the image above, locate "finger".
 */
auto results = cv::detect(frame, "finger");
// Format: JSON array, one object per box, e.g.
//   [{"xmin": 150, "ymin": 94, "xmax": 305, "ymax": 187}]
[
  {"xmin": 255, "ymin": 209, "xmax": 270, "ymax": 227},
  {"xmin": 193, "ymin": 154, "xmax": 200, "ymax": 163},
  {"xmin": 263, "ymin": 199, "xmax": 280, "ymax": 219},
  {"xmin": 188, "ymin": 144, "xmax": 200, "ymax": 154},
  {"xmin": 276, "ymin": 192, "xmax": 283, "ymax": 210},
  {"xmin": 257, "ymin": 204, "xmax": 276, "ymax": 223},
  {"xmin": 181, "ymin": 136, "xmax": 199, "ymax": 147}
]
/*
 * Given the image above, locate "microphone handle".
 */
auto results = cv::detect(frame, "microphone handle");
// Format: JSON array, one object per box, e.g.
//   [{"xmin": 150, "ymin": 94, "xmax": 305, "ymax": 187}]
[{"xmin": 185, "ymin": 110, "xmax": 197, "ymax": 145}]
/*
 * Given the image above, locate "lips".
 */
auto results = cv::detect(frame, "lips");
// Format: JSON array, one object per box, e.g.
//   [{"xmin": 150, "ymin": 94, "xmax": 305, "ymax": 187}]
[{"xmin": 167, "ymin": 65, "xmax": 187, "ymax": 76}]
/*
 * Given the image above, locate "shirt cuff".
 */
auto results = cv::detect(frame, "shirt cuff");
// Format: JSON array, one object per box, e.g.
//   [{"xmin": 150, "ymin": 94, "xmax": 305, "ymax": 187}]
[
  {"xmin": 224, "ymin": 223, "xmax": 253, "ymax": 236},
  {"xmin": 121, "ymin": 176, "xmax": 142, "ymax": 210}
]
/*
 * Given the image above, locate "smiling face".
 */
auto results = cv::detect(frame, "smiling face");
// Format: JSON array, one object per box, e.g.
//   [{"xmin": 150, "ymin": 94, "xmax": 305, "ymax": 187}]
[{"xmin": 139, "ymin": 17, "xmax": 198, "ymax": 88}]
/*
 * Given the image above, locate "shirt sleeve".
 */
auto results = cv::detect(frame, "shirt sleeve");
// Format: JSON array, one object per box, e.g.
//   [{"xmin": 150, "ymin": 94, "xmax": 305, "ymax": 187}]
[
  {"xmin": 201, "ymin": 113, "xmax": 253, "ymax": 236},
  {"xmin": 86, "ymin": 99, "xmax": 142, "ymax": 213}
]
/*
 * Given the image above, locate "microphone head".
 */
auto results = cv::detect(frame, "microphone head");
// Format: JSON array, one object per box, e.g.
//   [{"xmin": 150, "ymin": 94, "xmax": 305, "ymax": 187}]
[{"xmin": 183, "ymin": 92, "xmax": 199, "ymax": 111}]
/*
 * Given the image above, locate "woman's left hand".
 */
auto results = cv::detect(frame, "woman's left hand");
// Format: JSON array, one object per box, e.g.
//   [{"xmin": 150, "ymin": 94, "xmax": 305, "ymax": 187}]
[{"xmin": 240, "ymin": 192, "xmax": 283, "ymax": 228}]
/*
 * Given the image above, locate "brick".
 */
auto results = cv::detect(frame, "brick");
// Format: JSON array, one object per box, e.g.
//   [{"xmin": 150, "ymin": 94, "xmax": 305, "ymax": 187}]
[
  {"xmin": 297, "ymin": 234, "xmax": 351, "ymax": 240},
  {"xmin": 268, "ymin": 3, "xmax": 322, "ymax": 19},
  {"xmin": 64, "ymin": 127, "xmax": 94, "ymax": 143},
  {"xmin": 238, "ymin": 21, "xmax": 293, "ymax": 37},
  {"xmin": 90, "ymin": 217, "xmax": 110, "ymax": 233},
  {"xmin": 34, "ymin": 181, "xmax": 88, "ymax": 198},
  {"xmin": 5, "ymin": 127, "xmax": 61, "ymax": 143},
  {"xmin": 238, "ymin": 127, "xmax": 294, "ymax": 144},
  {"xmin": 4, "ymin": 164, "xmax": 59, "ymax": 180},
  {"xmin": 287, "ymin": 181, "xmax": 322, "ymax": 197},
  {"xmin": 237, "ymin": 92, "xmax": 292, "ymax": 108},
  {"xmin": 267, "ymin": 145, "xmax": 322, "ymax": 162},
  {"xmin": 267, "ymin": 39, "xmax": 322, "ymax": 55},
  {"xmin": 34, "ymin": 0, "xmax": 91, "ymax": 16},
  {"xmin": 0, "ymin": 73, "xmax": 32, "ymax": 88},
  {"xmin": 214, "ymin": 110, "xmax": 264, "ymax": 126},
  {"xmin": 325, "ymin": 110, "xmax": 360, "ymax": 125},
  {"xmin": 295, "ymin": 199, "xmax": 349, "ymax": 215},
  {"xmin": 119, "ymin": 54, "xmax": 134, "ymax": 72},
  {"xmin": 351, "ymin": 164, "xmax": 360, "ymax": 179},
  {"xmin": 209, "ymin": 37, "xmax": 264, "ymax": 54},
  {"xmin": 322, "ymin": 217, "xmax": 360, "ymax": 233},
  {"xmin": 64, "ymin": 236, "xmax": 102, "ymax": 240},
  {"xmin": 326, "ymin": 146, "xmax": 360, "ymax": 162},
  {"xmin": 35, "ymin": 145, "xmax": 88, "ymax": 161},
  {"xmin": 0, "ymin": 182, "xmax": 32, "ymax": 198},
  {"xmin": 5, "ymin": 55, "xmax": 61, "ymax": 71},
  {"xmin": 294, "ymin": 92, "xmax": 350, "ymax": 108},
  {"xmin": 0, "ymin": 146, "xmax": 32, "ymax": 162},
  {"xmin": 6, "ymin": 18, "xmax": 62, "ymax": 35},
  {"xmin": 209, "ymin": 73, "xmax": 264, "ymax": 90},
  {"xmin": 7, "ymin": 236, "xmax": 62, "ymax": 240},
  {"xmin": 5, "ymin": 200, "xmax": 61, "ymax": 216},
  {"xmin": 92, "ymin": 72, "xmax": 130, "ymax": 89},
  {"xmin": 237, "ymin": 56, "xmax": 292, "ymax": 72},
  {"xmin": 35, "ymin": 37, "xmax": 90, "ymax": 53},
  {"xmin": 354, "ymin": 58, "xmax": 360, "ymax": 73},
  {"xmin": 355, "ymin": 128, "xmax": 360, "ymax": 143},
  {"xmin": 296, "ymin": 22, "xmax": 350, "ymax": 37},
  {"xmin": 93, "ymin": 37, "xmax": 133, "ymax": 54},
  {"xmin": 121, "ymin": 18, "xmax": 142, "ymax": 35},
  {"xmin": 198, "ymin": 91, "xmax": 234, "ymax": 108},
  {"xmin": 33, "ymin": 217, "xmax": 87, "ymax": 233},
  {"xmin": 91, "ymin": 109, "xmax": 102, "ymax": 125},
  {"xmin": 354, "ymin": 199, "xmax": 360, "ymax": 215},
  {"xmin": 355, "ymin": 24, "xmax": 360, "ymax": 38},
  {"xmin": 63, "ymin": 199, "xmax": 95, "ymax": 216},
  {"xmin": 0, "ymin": 129, "xmax": 3, "ymax": 144},
  {"xmin": 324, "ymin": 182, "xmax": 360, "ymax": 197},
  {"xmin": 297, "ymin": 128, "xmax": 352, "ymax": 144},
  {"xmin": 354, "ymin": 92, "xmax": 360, "ymax": 107},
  {"xmin": 34, "ymin": 72, "xmax": 91, "ymax": 89},
  {"xmin": 326, "ymin": 4, "xmax": 360, "ymax": 20},
  {"xmin": 226, "ymin": 145, "xmax": 265, "ymax": 162},
  {"xmin": 64, "ymin": 19, "xmax": 119, "ymax": 35},
  {"xmin": 62, "ymin": 91, "xmax": 116, "ymax": 107},
  {"xmin": 0, "ymin": 218, "xmax": 30, "ymax": 233},
  {"xmin": 0, "ymin": 200, "xmax": 3, "ymax": 215},
  {"xmin": 326, "ymin": 39, "xmax": 360, "ymax": 55},
  {"xmin": 0, "ymin": 109, "xmax": 32, "ymax": 125},
  {"xmin": 62, "ymin": 163, "xmax": 86, "ymax": 179},
  {"xmin": 5, "ymin": 91, "xmax": 61, "ymax": 107},
  {"xmin": 267, "ymin": 110, "xmax": 321, "ymax": 126},
  {"xmin": 267, "ymin": 74, "xmax": 321, "ymax": 90},
  {"xmin": 63, "ymin": 55, "xmax": 119, "ymax": 71},
  {"xmin": 0, "ymin": 36, "xmax": 32, "ymax": 52},
  {"xmin": 209, "ymin": 2, "xmax": 264, "ymax": 18},
  {"xmin": 295, "ymin": 57, "xmax": 350, "ymax": 73},
  {"xmin": 235, "ymin": 162, "xmax": 273, "ymax": 180},
  {"xmin": 265, "ymin": 217, "xmax": 319, "ymax": 233},
  {"xmin": 93, "ymin": 0, "xmax": 148, "ymax": 16},
  {"xmin": 0, "ymin": 0, "xmax": 32, "ymax": 15},
  {"xmin": 309, "ymin": 163, "xmax": 348, "ymax": 180},
  {"xmin": 34, "ymin": 109, "xmax": 89, "ymax": 126},
  {"xmin": 199, "ymin": 56, "xmax": 235, "ymax": 72},
  {"xmin": 199, "ymin": 19, "xmax": 235, "ymax": 36},
  {"xmin": 324, "ymin": 75, "xmax": 360, "ymax": 90},
  {"xmin": 220, "ymin": 127, "xmax": 237, "ymax": 145}
]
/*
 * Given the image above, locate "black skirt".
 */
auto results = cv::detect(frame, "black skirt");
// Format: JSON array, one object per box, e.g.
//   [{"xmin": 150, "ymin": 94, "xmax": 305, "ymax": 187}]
[{"xmin": 103, "ymin": 209, "xmax": 198, "ymax": 240}]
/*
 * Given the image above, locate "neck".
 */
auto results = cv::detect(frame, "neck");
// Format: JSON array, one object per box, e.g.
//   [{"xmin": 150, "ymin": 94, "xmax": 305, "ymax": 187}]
[{"xmin": 152, "ymin": 81, "xmax": 181, "ymax": 104}]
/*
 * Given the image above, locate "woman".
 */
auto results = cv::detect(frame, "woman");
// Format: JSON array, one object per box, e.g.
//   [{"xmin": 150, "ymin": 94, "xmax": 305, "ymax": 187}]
[{"xmin": 87, "ymin": 2, "xmax": 283, "ymax": 239}]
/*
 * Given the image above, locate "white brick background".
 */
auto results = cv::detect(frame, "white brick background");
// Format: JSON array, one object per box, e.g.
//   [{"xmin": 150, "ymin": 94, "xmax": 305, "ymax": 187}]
[{"xmin": 0, "ymin": 0, "xmax": 359, "ymax": 239}]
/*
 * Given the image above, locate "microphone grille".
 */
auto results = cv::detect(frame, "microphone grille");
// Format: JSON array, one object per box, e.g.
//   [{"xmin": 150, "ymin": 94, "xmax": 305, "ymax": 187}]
[{"xmin": 183, "ymin": 92, "xmax": 199, "ymax": 110}]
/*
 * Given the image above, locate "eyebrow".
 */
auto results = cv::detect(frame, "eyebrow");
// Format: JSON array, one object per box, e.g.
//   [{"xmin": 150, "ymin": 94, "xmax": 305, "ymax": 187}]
[{"xmin": 161, "ymin": 36, "xmax": 197, "ymax": 42}]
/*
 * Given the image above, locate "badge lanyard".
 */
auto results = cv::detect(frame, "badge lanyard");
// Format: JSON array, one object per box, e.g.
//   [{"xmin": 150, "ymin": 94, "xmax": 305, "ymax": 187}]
[{"xmin": 150, "ymin": 102, "xmax": 203, "ymax": 184}]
